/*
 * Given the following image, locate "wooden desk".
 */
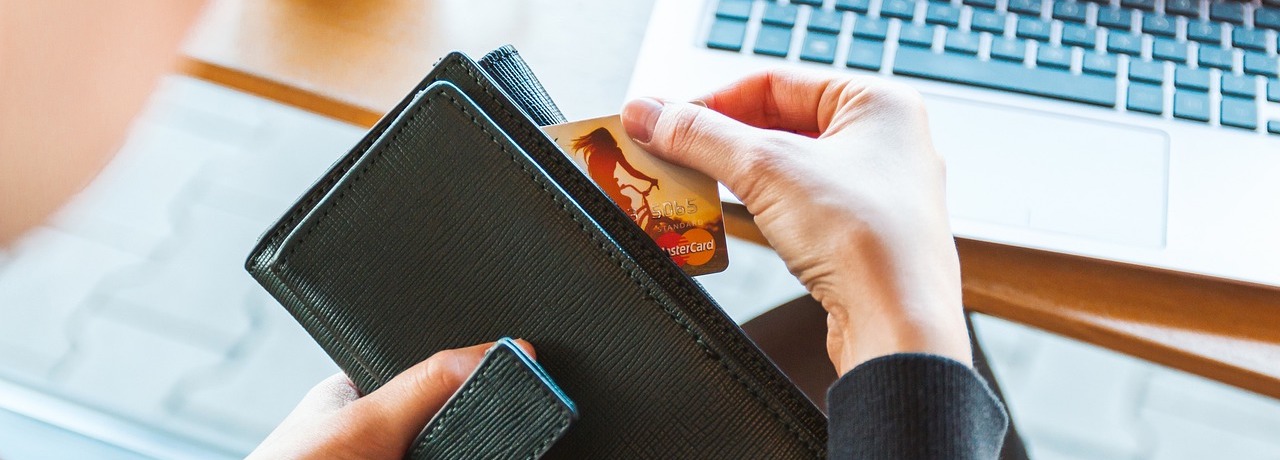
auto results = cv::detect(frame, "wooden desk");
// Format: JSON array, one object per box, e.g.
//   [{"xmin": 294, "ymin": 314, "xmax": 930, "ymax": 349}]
[
  {"xmin": 180, "ymin": 0, "xmax": 1280, "ymax": 399},
  {"xmin": 181, "ymin": 0, "xmax": 653, "ymax": 125},
  {"xmin": 724, "ymin": 206, "xmax": 1280, "ymax": 400}
]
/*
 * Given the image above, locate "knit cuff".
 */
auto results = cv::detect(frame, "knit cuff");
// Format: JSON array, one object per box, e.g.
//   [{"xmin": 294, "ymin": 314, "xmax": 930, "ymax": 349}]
[{"xmin": 826, "ymin": 353, "xmax": 1009, "ymax": 459}]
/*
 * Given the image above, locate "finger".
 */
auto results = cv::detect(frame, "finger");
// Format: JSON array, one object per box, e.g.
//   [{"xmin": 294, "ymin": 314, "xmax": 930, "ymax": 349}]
[
  {"xmin": 510, "ymin": 338, "xmax": 536, "ymax": 360},
  {"xmin": 295, "ymin": 372, "xmax": 362, "ymax": 414},
  {"xmin": 347, "ymin": 341, "xmax": 518, "ymax": 445},
  {"xmin": 259, "ymin": 371, "xmax": 361, "ymax": 446},
  {"xmin": 694, "ymin": 69, "xmax": 857, "ymax": 134},
  {"xmin": 346, "ymin": 340, "xmax": 538, "ymax": 440},
  {"xmin": 621, "ymin": 98, "xmax": 798, "ymax": 195}
]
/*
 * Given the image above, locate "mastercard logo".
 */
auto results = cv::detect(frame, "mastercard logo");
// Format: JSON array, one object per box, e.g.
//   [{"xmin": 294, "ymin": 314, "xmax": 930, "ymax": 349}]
[{"xmin": 655, "ymin": 228, "xmax": 716, "ymax": 267}]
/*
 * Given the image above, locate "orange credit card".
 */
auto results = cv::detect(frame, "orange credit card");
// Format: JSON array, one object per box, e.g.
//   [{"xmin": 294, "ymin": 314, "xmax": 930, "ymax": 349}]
[{"xmin": 542, "ymin": 115, "xmax": 729, "ymax": 276}]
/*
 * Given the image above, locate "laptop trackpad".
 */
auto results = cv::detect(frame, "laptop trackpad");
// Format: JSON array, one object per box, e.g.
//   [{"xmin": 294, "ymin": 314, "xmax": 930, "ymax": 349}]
[{"xmin": 927, "ymin": 96, "xmax": 1169, "ymax": 248}]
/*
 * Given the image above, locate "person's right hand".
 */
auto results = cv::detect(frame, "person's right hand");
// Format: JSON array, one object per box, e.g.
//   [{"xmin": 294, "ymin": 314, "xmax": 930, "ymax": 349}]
[{"xmin": 622, "ymin": 70, "xmax": 971, "ymax": 376}]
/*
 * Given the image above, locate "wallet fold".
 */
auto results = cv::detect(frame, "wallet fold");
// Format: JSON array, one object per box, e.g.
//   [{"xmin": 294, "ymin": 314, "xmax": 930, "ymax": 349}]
[{"xmin": 408, "ymin": 338, "xmax": 575, "ymax": 460}]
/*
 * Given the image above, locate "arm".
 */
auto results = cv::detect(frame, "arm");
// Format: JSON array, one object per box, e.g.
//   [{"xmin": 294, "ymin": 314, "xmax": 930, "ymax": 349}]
[
  {"xmin": 623, "ymin": 70, "xmax": 1007, "ymax": 457},
  {"xmin": 827, "ymin": 354, "xmax": 1007, "ymax": 459},
  {"xmin": 0, "ymin": 0, "xmax": 205, "ymax": 245}
]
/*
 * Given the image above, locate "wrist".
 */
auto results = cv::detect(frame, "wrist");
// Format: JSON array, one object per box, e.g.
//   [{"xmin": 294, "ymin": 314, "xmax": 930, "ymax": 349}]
[
  {"xmin": 816, "ymin": 255, "xmax": 971, "ymax": 376},
  {"xmin": 828, "ymin": 309, "xmax": 972, "ymax": 376}
]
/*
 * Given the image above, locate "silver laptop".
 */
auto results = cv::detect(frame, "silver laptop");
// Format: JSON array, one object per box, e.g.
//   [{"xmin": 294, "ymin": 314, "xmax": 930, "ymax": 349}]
[{"xmin": 627, "ymin": 0, "xmax": 1280, "ymax": 286}]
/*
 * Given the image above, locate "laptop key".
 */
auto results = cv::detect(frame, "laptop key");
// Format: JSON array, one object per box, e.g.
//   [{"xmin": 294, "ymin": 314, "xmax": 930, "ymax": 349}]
[
  {"xmin": 1151, "ymin": 38, "xmax": 1188, "ymax": 63},
  {"xmin": 715, "ymin": 0, "xmax": 752, "ymax": 20},
  {"xmin": 925, "ymin": 3, "xmax": 961, "ymax": 27},
  {"xmin": 1083, "ymin": 53, "xmax": 1119, "ymax": 75},
  {"xmin": 1053, "ymin": 1, "xmax": 1088, "ymax": 23},
  {"xmin": 1061, "ymin": 23, "xmax": 1097, "ymax": 48},
  {"xmin": 971, "ymin": 10, "xmax": 1007, "ymax": 34},
  {"xmin": 754, "ymin": 25, "xmax": 793, "ymax": 57},
  {"xmin": 945, "ymin": 30, "xmax": 981, "ymax": 55},
  {"xmin": 792, "ymin": 0, "xmax": 824, "ymax": 5},
  {"xmin": 1221, "ymin": 97, "xmax": 1258, "ymax": 130},
  {"xmin": 707, "ymin": 19, "xmax": 749, "ymax": 51},
  {"xmin": 1141, "ymin": 15, "xmax": 1177, "ymax": 38},
  {"xmin": 1244, "ymin": 53, "xmax": 1279, "ymax": 77},
  {"xmin": 1231, "ymin": 28, "xmax": 1268, "ymax": 52},
  {"xmin": 1126, "ymin": 83, "xmax": 1164, "ymax": 114},
  {"xmin": 1129, "ymin": 59, "xmax": 1165, "ymax": 84},
  {"xmin": 1017, "ymin": 17, "xmax": 1052, "ymax": 41},
  {"xmin": 1036, "ymin": 45, "xmax": 1072, "ymax": 69},
  {"xmin": 892, "ymin": 46, "xmax": 1117, "ymax": 106},
  {"xmin": 880, "ymin": 0, "xmax": 917, "ymax": 19},
  {"xmin": 1269, "ymin": 121, "xmax": 1280, "ymax": 135},
  {"xmin": 990, "ymin": 37, "xmax": 1029, "ymax": 61},
  {"xmin": 1119, "ymin": 0, "xmax": 1155, "ymax": 12},
  {"xmin": 1221, "ymin": 74, "xmax": 1257, "ymax": 98},
  {"xmin": 1174, "ymin": 65, "xmax": 1211, "ymax": 91},
  {"xmin": 899, "ymin": 24, "xmax": 936, "ymax": 48},
  {"xmin": 1164, "ymin": 0, "xmax": 1199, "ymax": 17},
  {"xmin": 1186, "ymin": 21, "xmax": 1223, "ymax": 44},
  {"xmin": 963, "ymin": 0, "xmax": 998, "ymax": 10},
  {"xmin": 1198, "ymin": 46, "xmax": 1234, "ymax": 70},
  {"xmin": 846, "ymin": 39, "xmax": 885, "ymax": 70},
  {"xmin": 1107, "ymin": 32, "xmax": 1143, "ymax": 55},
  {"xmin": 1007, "ymin": 0, "xmax": 1043, "ymax": 15},
  {"xmin": 853, "ymin": 15, "xmax": 890, "ymax": 40},
  {"xmin": 1173, "ymin": 91, "xmax": 1210, "ymax": 121},
  {"xmin": 836, "ymin": 0, "xmax": 872, "ymax": 13},
  {"xmin": 1097, "ymin": 8, "xmax": 1135, "ymax": 30},
  {"xmin": 809, "ymin": 9, "xmax": 845, "ymax": 33},
  {"xmin": 1257, "ymin": 8, "xmax": 1280, "ymax": 30},
  {"xmin": 1209, "ymin": 2, "xmax": 1245, "ymax": 25},
  {"xmin": 1271, "ymin": 79, "xmax": 1280, "ymax": 102},
  {"xmin": 763, "ymin": 3, "xmax": 800, "ymax": 27},
  {"xmin": 800, "ymin": 32, "xmax": 840, "ymax": 63}
]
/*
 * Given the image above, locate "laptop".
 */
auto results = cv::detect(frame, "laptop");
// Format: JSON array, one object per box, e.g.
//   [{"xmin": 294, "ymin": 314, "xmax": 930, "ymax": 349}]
[{"xmin": 626, "ymin": 0, "xmax": 1280, "ymax": 287}]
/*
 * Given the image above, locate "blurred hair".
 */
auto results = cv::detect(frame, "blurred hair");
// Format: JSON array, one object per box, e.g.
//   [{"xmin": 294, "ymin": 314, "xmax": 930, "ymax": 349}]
[{"xmin": 570, "ymin": 127, "xmax": 619, "ymax": 162}]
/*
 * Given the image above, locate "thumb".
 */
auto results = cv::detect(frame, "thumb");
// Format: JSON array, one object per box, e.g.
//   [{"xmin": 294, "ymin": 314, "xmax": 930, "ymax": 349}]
[
  {"xmin": 345, "ymin": 340, "xmax": 536, "ymax": 448},
  {"xmin": 622, "ymin": 98, "xmax": 791, "ymax": 196}
]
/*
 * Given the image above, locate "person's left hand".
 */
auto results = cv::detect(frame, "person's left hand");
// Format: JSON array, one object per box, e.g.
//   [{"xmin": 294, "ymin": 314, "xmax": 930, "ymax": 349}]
[{"xmin": 248, "ymin": 340, "xmax": 535, "ymax": 460}]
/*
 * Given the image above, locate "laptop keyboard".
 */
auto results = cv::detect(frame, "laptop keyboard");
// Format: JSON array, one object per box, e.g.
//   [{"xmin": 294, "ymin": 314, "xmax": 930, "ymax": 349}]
[{"xmin": 707, "ymin": 0, "xmax": 1280, "ymax": 134}]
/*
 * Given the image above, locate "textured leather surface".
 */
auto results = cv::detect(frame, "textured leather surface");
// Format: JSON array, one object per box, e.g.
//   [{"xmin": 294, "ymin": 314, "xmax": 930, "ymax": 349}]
[
  {"xmin": 477, "ymin": 45, "xmax": 568, "ymax": 127},
  {"xmin": 408, "ymin": 338, "xmax": 575, "ymax": 460},
  {"xmin": 246, "ymin": 52, "xmax": 827, "ymax": 458}
]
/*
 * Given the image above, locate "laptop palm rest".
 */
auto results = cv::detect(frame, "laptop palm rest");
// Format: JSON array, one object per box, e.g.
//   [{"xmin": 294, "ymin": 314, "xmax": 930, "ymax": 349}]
[{"xmin": 926, "ymin": 95, "xmax": 1169, "ymax": 248}]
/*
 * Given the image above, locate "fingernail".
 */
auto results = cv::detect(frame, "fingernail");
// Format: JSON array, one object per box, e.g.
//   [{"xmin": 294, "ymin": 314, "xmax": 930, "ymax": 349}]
[{"xmin": 622, "ymin": 97, "xmax": 664, "ymax": 144}]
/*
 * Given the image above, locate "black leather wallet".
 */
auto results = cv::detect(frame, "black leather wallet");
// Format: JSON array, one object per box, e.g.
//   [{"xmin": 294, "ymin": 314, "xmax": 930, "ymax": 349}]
[
  {"xmin": 246, "ymin": 48, "xmax": 827, "ymax": 458},
  {"xmin": 410, "ymin": 338, "xmax": 575, "ymax": 459}
]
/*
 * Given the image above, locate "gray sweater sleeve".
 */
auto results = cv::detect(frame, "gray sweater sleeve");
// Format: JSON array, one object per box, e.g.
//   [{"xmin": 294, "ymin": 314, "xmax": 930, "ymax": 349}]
[{"xmin": 826, "ymin": 353, "xmax": 1009, "ymax": 459}]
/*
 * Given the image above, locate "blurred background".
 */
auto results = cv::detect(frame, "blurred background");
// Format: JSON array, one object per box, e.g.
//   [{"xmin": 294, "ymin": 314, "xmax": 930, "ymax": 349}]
[{"xmin": 1, "ymin": 0, "xmax": 1278, "ymax": 458}]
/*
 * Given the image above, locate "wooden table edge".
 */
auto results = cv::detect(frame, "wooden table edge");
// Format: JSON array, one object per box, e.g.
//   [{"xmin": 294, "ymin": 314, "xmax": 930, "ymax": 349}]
[
  {"xmin": 178, "ymin": 57, "xmax": 383, "ymax": 128},
  {"xmin": 727, "ymin": 203, "xmax": 1280, "ymax": 400}
]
